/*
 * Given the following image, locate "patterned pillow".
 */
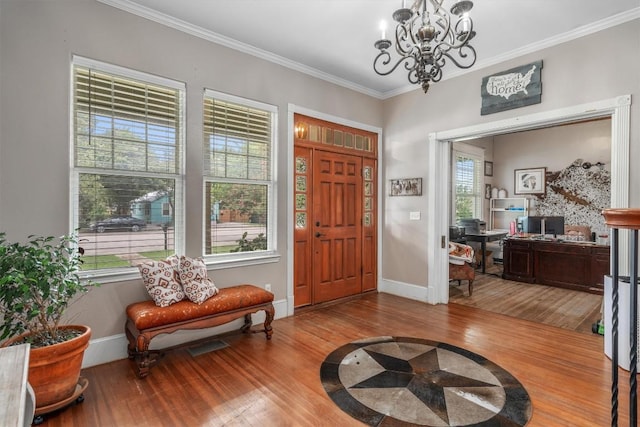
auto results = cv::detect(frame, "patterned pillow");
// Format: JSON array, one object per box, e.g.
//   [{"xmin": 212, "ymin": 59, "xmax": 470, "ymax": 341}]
[
  {"xmin": 165, "ymin": 254, "xmax": 181, "ymax": 281},
  {"xmin": 179, "ymin": 256, "xmax": 219, "ymax": 304},
  {"xmin": 138, "ymin": 260, "xmax": 185, "ymax": 307}
]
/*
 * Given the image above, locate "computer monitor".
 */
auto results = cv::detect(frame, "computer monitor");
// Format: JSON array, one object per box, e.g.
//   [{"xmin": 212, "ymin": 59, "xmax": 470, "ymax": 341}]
[{"xmin": 521, "ymin": 216, "xmax": 565, "ymax": 236}]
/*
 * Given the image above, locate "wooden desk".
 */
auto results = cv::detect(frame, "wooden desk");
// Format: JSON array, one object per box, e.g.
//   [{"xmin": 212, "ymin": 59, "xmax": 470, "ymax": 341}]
[
  {"xmin": 0, "ymin": 344, "xmax": 34, "ymax": 427},
  {"xmin": 465, "ymin": 231, "xmax": 508, "ymax": 273},
  {"xmin": 503, "ymin": 238, "xmax": 610, "ymax": 294}
]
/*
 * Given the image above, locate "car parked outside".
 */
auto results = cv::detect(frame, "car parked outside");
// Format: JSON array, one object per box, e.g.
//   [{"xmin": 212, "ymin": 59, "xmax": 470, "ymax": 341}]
[{"xmin": 89, "ymin": 216, "xmax": 147, "ymax": 233}]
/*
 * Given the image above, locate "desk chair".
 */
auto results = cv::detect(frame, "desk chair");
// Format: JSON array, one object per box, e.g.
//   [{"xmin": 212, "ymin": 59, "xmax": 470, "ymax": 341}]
[{"xmin": 449, "ymin": 242, "xmax": 475, "ymax": 296}]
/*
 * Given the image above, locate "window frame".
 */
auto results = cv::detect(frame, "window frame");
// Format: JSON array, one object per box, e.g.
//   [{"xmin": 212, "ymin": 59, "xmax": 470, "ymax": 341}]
[
  {"xmin": 451, "ymin": 142, "xmax": 485, "ymax": 224},
  {"xmin": 201, "ymin": 89, "xmax": 278, "ymax": 267},
  {"xmin": 70, "ymin": 56, "xmax": 186, "ymax": 283}
]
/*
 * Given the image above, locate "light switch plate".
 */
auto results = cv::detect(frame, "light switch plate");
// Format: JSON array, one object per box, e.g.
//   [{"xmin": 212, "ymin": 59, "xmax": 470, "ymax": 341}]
[{"xmin": 409, "ymin": 211, "xmax": 421, "ymax": 220}]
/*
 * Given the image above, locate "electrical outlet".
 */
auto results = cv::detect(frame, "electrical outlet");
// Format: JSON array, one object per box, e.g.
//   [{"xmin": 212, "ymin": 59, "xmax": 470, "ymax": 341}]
[{"xmin": 265, "ymin": 283, "xmax": 271, "ymax": 292}]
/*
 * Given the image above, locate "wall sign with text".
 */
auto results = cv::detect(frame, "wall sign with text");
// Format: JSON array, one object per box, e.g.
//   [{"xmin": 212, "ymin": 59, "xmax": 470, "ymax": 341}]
[{"xmin": 481, "ymin": 60, "xmax": 542, "ymax": 115}]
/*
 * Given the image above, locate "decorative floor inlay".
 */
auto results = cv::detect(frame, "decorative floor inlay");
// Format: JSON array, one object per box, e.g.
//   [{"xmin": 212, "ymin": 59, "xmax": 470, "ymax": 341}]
[{"xmin": 320, "ymin": 336, "xmax": 531, "ymax": 426}]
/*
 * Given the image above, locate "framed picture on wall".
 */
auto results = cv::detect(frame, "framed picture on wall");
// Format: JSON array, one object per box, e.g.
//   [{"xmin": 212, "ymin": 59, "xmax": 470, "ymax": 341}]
[
  {"xmin": 514, "ymin": 167, "xmax": 546, "ymax": 195},
  {"xmin": 484, "ymin": 161, "xmax": 493, "ymax": 177},
  {"xmin": 389, "ymin": 178, "xmax": 422, "ymax": 196},
  {"xmin": 484, "ymin": 184, "xmax": 491, "ymax": 199}
]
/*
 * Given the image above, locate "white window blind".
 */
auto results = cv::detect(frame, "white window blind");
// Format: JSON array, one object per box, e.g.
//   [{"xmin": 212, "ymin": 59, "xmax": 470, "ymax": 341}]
[
  {"xmin": 202, "ymin": 90, "xmax": 275, "ymax": 257},
  {"xmin": 452, "ymin": 142, "xmax": 484, "ymax": 223},
  {"xmin": 71, "ymin": 57, "xmax": 185, "ymax": 273}
]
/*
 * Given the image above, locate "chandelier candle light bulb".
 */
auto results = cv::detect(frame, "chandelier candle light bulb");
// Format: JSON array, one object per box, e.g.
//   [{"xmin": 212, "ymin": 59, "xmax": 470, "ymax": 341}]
[
  {"xmin": 379, "ymin": 20, "xmax": 387, "ymax": 40},
  {"xmin": 373, "ymin": 0, "xmax": 477, "ymax": 94}
]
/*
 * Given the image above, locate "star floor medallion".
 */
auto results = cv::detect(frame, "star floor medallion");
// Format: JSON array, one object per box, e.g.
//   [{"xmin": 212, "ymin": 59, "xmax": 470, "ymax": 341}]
[{"xmin": 320, "ymin": 336, "xmax": 531, "ymax": 426}]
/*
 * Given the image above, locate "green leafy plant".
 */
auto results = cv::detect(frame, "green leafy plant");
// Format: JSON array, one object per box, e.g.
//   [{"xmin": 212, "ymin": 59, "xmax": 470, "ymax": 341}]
[
  {"xmin": 231, "ymin": 232, "xmax": 267, "ymax": 252},
  {"xmin": 0, "ymin": 232, "xmax": 99, "ymax": 347}
]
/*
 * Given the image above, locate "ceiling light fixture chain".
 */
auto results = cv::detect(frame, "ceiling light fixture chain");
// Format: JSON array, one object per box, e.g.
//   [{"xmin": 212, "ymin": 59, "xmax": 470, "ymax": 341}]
[{"xmin": 373, "ymin": 0, "xmax": 476, "ymax": 93}]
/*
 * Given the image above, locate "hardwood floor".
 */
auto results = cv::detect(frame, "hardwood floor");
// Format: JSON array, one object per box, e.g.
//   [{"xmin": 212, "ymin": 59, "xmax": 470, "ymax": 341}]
[
  {"xmin": 39, "ymin": 292, "xmax": 627, "ymax": 426},
  {"xmin": 449, "ymin": 264, "xmax": 603, "ymax": 334}
]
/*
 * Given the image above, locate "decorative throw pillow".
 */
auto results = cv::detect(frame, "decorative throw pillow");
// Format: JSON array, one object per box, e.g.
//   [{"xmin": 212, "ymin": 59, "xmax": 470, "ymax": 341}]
[
  {"xmin": 138, "ymin": 260, "xmax": 185, "ymax": 307},
  {"xmin": 179, "ymin": 256, "xmax": 219, "ymax": 304},
  {"xmin": 165, "ymin": 254, "xmax": 181, "ymax": 283}
]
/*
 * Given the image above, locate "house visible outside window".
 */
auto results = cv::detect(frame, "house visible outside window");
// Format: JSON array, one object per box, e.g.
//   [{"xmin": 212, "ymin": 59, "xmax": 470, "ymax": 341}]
[
  {"xmin": 71, "ymin": 57, "xmax": 185, "ymax": 273},
  {"xmin": 451, "ymin": 142, "xmax": 484, "ymax": 223},
  {"xmin": 202, "ymin": 90, "xmax": 275, "ymax": 259},
  {"xmin": 162, "ymin": 202, "xmax": 171, "ymax": 217}
]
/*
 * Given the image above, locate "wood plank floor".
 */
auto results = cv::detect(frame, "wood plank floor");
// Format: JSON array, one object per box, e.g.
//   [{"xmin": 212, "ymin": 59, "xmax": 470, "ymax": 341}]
[
  {"xmin": 449, "ymin": 264, "xmax": 604, "ymax": 334},
  {"xmin": 38, "ymin": 292, "xmax": 628, "ymax": 427}
]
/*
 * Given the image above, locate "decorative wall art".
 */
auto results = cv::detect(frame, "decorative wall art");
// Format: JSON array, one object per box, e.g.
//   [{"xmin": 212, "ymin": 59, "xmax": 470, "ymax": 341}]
[
  {"xmin": 481, "ymin": 60, "xmax": 543, "ymax": 115},
  {"xmin": 514, "ymin": 167, "xmax": 546, "ymax": 195},
  {"xmin": 535, "ymin": 159, "xmax": 610, "ymax": 233},
  {"xmin": 389, "ymin": 178, "xmax": 422, "ymax": 196},
  {"xmin": 485, "ymin": 184, "xmax": 492, "ymax": 199},
  {"xmin": 484, "ymin": 161, "xmax": 493, "ymax": 176}
]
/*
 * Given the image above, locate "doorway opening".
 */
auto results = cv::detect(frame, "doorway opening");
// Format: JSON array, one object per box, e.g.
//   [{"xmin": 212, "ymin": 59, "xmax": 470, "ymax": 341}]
[{"xmin": 427, "ymin": 95, "xmax": 631, "ymax": 304}]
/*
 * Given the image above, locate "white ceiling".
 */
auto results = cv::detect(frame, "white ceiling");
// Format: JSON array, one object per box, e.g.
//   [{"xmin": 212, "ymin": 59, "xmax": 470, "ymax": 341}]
[{"xmin": 100, "ymin": 0, "xmax": 640, "ymax": 99}]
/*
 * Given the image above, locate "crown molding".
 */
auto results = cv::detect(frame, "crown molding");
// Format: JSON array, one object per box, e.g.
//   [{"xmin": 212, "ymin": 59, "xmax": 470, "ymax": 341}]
[
  {"xmin": 97, "ymin": 0, "xmax": 384, "ymax": 99},
  {"xmin": 99, "ymin": 0, "xmax": 640, "ymax": 101}
]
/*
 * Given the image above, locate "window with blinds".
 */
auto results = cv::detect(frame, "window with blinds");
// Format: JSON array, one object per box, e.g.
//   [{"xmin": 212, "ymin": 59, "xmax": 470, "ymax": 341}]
[
  {"xmin": 71, "ymin": 57, "xmax": 185, "ymax": 273},
  {"xmin": 203, "ymin": 91, "xmax": 275, "ymax": 257},
  {"xmin": 452, "ymin": 143, "xmax": 484, "ymax": 223}
]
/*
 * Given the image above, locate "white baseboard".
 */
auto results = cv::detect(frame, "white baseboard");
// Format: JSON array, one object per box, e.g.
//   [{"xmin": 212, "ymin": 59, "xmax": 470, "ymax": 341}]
[
  {"xmin": 379, "ymin": 278, "xmax": 431, "ymax": 303},
  {"xmin": 82, "ymin": 297, "xmax": 288, "ymax": 368}
]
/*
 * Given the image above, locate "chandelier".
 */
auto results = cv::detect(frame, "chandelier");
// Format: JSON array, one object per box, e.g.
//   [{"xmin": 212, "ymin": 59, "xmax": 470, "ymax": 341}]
[{"xmin": 373, "ymin": 0, "xmax": 476, "ymax": 93}]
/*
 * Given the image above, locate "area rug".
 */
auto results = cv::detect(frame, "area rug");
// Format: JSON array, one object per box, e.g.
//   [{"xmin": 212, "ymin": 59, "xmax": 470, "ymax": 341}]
[{"xmin": 320, "ymin": 336, "xmax": 531, "ymax": 426}]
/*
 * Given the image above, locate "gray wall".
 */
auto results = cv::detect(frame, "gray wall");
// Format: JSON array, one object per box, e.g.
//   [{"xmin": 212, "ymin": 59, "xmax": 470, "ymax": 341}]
[
  {"xmin": 0, "ymin": 0, "xmax": 383, "ymax": 341},
  {"xmin": 382, "ymin": 19, "xmax": 639, "ymax": 287},
  {"xmin": 1, "ymin": 0, "xmax": 638, "ymax": 355}
]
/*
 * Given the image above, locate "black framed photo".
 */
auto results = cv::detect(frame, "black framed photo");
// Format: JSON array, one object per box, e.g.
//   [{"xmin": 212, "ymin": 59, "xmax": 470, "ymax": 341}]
[{"xmin": 484, "ymin": 161, "xmax": 493, "ymax": 177}]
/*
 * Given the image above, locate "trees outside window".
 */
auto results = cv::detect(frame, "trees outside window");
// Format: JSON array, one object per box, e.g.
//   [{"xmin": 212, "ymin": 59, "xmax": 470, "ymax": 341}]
[
  {"xmin": 71, "ymin": 57, "xmax": 185, "ymax": 271},
  {"xmin": 203, "ymin": 91, "xmax": 275, "ymax": 257}
]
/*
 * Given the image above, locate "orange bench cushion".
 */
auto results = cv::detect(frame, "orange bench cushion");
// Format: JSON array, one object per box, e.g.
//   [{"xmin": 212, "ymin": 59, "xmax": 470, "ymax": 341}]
[{"xmin": 127, "ymin": 284, "xmax": 274, "ymax": 330}]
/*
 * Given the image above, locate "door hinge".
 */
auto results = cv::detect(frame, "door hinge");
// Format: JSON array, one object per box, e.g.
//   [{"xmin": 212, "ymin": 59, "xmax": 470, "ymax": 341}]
[{"xmin": 441, "ymin": 235, "xmax": 446, "ymax": 248}]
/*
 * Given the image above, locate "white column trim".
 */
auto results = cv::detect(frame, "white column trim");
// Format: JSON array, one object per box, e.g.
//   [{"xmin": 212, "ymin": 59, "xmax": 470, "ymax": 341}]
[{"xmin": 427, "ymin": 132, "xmax": 450, "ymax": 304}]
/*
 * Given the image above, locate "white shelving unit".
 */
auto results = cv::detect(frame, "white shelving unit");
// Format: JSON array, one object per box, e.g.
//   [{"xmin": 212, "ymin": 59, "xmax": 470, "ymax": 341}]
[{"xmin": 489, "ymin": 198, "xmax": 529, "ymax": 231}]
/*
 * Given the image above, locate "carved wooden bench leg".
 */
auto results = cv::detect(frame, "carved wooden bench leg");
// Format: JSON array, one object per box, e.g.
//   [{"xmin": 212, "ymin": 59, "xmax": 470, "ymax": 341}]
[
  {"xmin": 264, "ymin": 303, "xmax": 274, "ymax": 340},
  {"xmin": 125, "ymin": 322, "xmax": 137, "ymax": 360},
  {"xmin": 136, "ymin": 351, "xmax": 163, "ymax": 379},
  {"xmin": 241, "ymin": 313, "xmax": 253, "ymax": 334}
]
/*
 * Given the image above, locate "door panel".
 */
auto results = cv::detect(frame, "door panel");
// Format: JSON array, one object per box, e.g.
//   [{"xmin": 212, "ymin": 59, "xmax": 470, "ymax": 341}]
[{"xmin": 313, "ymin": 151, "xmax": 362, "ymax": 303}]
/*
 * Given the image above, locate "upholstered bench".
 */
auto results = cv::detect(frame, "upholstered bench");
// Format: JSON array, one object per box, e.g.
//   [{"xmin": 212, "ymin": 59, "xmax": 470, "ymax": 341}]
[{"xmin": 125, "ymin": 284, "xmax": 274, "ymax": 378}]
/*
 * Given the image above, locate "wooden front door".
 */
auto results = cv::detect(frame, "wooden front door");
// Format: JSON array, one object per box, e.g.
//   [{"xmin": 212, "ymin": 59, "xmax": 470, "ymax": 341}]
[
  {"xmin": 293, "ymin": 114, "xmax": 377, "ymax": 308},
  {"xmin": 312, "ymin": 151, "xmax": 362, "ymax": 303}
]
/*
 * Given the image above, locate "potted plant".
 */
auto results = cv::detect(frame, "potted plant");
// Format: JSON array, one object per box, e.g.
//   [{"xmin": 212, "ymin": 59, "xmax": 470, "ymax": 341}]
[{"xmin": 0, "ymin": 232, "xmax": 98, "ymax": 417}]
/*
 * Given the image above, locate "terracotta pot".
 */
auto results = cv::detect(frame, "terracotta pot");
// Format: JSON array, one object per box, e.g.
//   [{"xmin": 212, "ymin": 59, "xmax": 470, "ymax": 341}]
[{"xmin": 3, "ymin": 325, "xmax": 91, "ymax": 408}]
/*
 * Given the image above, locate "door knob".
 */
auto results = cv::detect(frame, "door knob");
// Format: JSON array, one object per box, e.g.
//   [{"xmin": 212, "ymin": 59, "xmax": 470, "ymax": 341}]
[{"xmin": 315, "ymin": 232, "xmax": 324, "ymax": 238}]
